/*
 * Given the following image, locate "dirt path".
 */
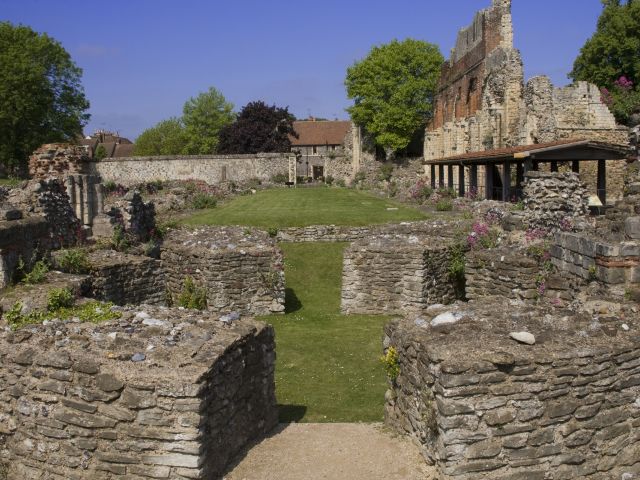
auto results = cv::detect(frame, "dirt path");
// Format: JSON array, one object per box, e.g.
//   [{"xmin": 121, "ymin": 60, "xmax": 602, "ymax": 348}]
[{"xmin": 222, "ymin": 423, "xmax": 437, "ymax": 480}]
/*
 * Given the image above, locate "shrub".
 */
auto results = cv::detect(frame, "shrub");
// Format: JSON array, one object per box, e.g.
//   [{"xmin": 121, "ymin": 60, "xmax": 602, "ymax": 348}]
[
  {"xmin": 448, "ymin": 243, "xmax": 466, "ymax": 282},
  {"xmin": 335, "ymin": 178, "xmax": 346, "ymax": 187},
  {"xmin": 267, "ymin": 227, "xmax": 278, "ymax": 238},
  {"xmin": 176, "ymin": 277, "xmax": 207, "ymax": 310},
  {"xmin": 378, "ymin": 163, "xmax": 394, "ymax": 182},
  {"xmin": 57, "ymin": 248, "xmax": 91, "ymax": 274},
  {"xmin": 271, "ymin": 172, "xmax": 289, "ymax": 184},
  {"xmin": 325, "ymin": 175, "xmax": 334, "ymax": 185},
  {"xmin": 20, "ymin": 259, "xmax": 49, "ymax": 285},
  {"xmin": 435, "ymin": 199, "xmax": 453, "ymax": 211},
  {"xmin": 47, "ymin": 287, "xmax": 75, "ymax": 311},
  {"xmin": 246, "ymin": 177, "xmax": 262, "ymax": 189},
  {"xmin": 353, "ymin": 171, "xmax": 366, "ymax": 185},
  {"xmin": 191, "ymin": 193, "xmax": 217, "ymax": 209},
  {"xmin": 388, "ymin": 181, "xmax": 399, "ymax": 197},
  {"xmin": 111, "ymin": 225, "xmax": 131, "ymax": 252}
]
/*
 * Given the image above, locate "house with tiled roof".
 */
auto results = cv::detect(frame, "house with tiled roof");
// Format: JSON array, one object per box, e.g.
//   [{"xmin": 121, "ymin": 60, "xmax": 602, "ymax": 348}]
[
  {"xmin": 78, "ymin": 130, "xmax": 133, "ymax": 158},
  {"xmin": 289, "ymin": 119, "xmax": 353, "ymax": 179}
]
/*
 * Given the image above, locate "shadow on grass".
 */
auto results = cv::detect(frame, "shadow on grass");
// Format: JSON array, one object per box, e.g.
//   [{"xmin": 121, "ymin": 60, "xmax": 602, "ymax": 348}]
[
  {"xmin": 278, "ymin": 404, "xmax": 308, "ymax": 423},
  {"xmin": 284, "ymin": 288, "xmax": 303, "ymax": 313}
]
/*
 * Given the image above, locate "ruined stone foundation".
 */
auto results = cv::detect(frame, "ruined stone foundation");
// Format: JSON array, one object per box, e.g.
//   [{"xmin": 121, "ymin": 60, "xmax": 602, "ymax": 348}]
[{"xmin": 0, "ymin": 307, "xmax": 278, "ymax": 479}]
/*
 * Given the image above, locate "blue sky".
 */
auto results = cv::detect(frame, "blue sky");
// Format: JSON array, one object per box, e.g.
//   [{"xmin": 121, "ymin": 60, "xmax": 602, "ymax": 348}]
[{"xmin": 2, "ymin": 0, "xmax": 604, "ymax": 140}]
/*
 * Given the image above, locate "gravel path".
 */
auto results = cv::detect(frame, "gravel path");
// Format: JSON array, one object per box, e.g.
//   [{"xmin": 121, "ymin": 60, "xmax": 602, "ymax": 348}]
[{"xmin": 222, "ymin": 423, "xmax": 437, "ymax": 480}]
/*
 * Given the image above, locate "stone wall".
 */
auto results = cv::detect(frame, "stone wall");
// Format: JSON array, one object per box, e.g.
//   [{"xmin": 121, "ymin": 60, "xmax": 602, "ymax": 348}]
[
  {"xmin": 522, "ymin": 171, "xmax": 589, "ymax": 230},
  {"xmin": 341, "ymin": 235, "xmax": 460, "ymax": 315},
  {"xmin": 85, "ymin": 250, "xmax": 165, "ymax": 306},
  {"xmin": 29, "ymin": 144, "xmax": 90, "ymax": 180},
  {"xmin": 552, "ymin": 231, "xmax": 640, "ymax": 286},
  {"xmin": 384, "ymin": 298, "xmax": 640, "ymax": 479},
  {"xmin": 7, "ymin": 179, "xmax": 84, "ymax": 248},
  {"xmin": 0, "ymin": 217, "xmax": 48, "ymax": 289},
  {"xmin": 276, "ymin": 219, "xmax": 469, "ymax": 243},
  {"xmin": 424, "ymin": 0, "xmax": 627, "ymax": 200},
  {"xmin": 89, "ymin": 153, "xmax": 294, "ymax": 187},
  {"xmin": 0, "ymin": 307, "xmax": 277, "ymax": 479},
  {"xmin": 466, "ymin": 246, "xmax": 578, "ymax": 303},
  {"xmin": 161, "ymin": 227, "xmax": 285, "ymax": 315}
]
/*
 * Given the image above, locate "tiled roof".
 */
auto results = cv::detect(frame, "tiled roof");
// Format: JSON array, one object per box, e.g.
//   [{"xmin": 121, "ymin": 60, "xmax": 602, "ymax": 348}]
[
  {"xmin": 290, "ymin": 120, "xmax": 351, "ymax": 146},
  {"xmin": 424, "ymin": 139, "xmax": 631, "ymax": 165},
  {"xmin": 113, "ymin": 144, "xmax": 135, "ymax": 157}
]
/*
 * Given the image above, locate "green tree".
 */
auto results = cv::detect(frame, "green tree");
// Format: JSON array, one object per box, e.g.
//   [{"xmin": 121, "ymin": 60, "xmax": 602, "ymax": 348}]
[
  {"xmin": 345, "ymin": 39, "xmax": 443, "ymax": 155},
  {"xmin": 182, "ymin": 87, "xmax": 235, "ymax": 154},
  {"xmin": 133, "ymin": 117, "xmax": 188, "ymax": 156},
  {"xmin": 0, "ymin": 22, "xmax": 89, "ymax": 173},
  {"xmin": 94, "ymin": 144, "xmax": 107, "ymax": 160},
  {"xmin": 570, "ymin": 0, "xmax": 640, "ymax": 124}
]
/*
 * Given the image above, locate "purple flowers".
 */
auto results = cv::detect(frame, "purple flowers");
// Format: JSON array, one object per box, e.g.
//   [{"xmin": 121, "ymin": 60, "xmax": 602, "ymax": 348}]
[{"xmin": 525, "ymin": 228, "xmax": 549, "ymax": 243}]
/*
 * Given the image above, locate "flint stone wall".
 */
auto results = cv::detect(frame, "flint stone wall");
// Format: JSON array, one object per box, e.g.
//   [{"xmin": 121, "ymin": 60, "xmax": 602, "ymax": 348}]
[
  {"xmin": 384, "ymin": 298, "xmax": 640, "ymax": 479},
  {"xmin": 85, "ymin": 251, "xmax": 165, "ymax": 306},
  {"xmin": 277, "ymin": 220, "xmax": 469, "ymax": 243},
  {"xmin": 466, "ymin": 246, "xmax": 579, "ymax": 303},
  {"xmin": 89, "ymin": 154, "xmax": 293, "ymax": 187},
  {"xmin": 523, "ymin": 171, "xmax": 589, "ymax": 231},
  {"xmin": 162, "ymin": 227, "xmax": 285, "ymax": 315},
  {"xmin": 0, "ymin": 307, "xmax": 278, "ymax": 479},
  {"xmin": 341, "ymin": 235, "xmax": 460, "ymax": 315},
  {"xmin": 551, "ymin": 231, "xmax": 640, "ymax": 285}
]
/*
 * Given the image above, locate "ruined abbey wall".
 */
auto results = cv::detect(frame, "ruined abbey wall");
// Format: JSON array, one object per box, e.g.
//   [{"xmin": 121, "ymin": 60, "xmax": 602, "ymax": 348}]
[{"xmin": 424, "ymin": 0, "xmax": 628, "ymax": 201}]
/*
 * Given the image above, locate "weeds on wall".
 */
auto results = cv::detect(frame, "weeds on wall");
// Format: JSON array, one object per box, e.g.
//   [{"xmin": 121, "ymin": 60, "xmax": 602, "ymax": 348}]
[
  {"xmin": 18, "ymin": 258, "xmax": 49, "ymax": 285},
  {"xmin": 56, "ymin": 248, "xmax": 91, "ymax": 274},
  {"xmin": 176, "ymin": 276, "xmax": 207, "ymax": 310},
  {"xmin": 47, "ymin": 287, "xmax": 75, "ymax": 311},
  {"xmin": 3, "ymin": 298, "xmax": 121, "ymax": 330},
  {"xmin": 381, "ymin": 346, "xmax": 401, "ymax": 381}
]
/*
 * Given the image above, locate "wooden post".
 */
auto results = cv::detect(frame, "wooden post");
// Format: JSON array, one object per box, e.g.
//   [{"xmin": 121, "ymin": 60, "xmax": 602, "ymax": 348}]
[
  {"xmin": 502, "ymin": 160, "xmax": 511, "ymax": 202},
  {"xmin": 439, "ymin": 165, "xmax": 445, "ymax": 188},
  {"xmin": 430, "ymin": 164, "xmax": 436, "ymax": 189},
  {"xmin": 597, "ymin": 159, "xmax": 606, "ymax": 206},
  {"xmin": 485, "ymin": 164, "xmax": 494, "ymax": 200},
  {"xmin": 550, "ymin": 161, "xmax": 558, "ymax": 172},
  {"xmin": 458, "ymin": 165, "xmax": 465, "ymax": 197},
  {"xmin": 447, "ymin": 165, "xmax": 454, "ymax": 189},
  {"xmin": 516, "ymin": 162, "xmax": 524, "ymax": 198},
  {"xmin": 572, "ymin": 160, "xmax": 580, "ymax": 173},
  {"xmin": 470, "ymin": 165, "xmax": 478, "ymax": 196}
]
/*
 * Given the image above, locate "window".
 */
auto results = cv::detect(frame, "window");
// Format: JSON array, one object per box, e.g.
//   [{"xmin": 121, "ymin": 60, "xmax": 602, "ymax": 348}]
[
  {"xmin": 467, "ymin": 77, "xmax": 478, "ymax": 104},
  {"xmin": 312, "ymin": 146, "xmax": 317, "ymax": 154}
]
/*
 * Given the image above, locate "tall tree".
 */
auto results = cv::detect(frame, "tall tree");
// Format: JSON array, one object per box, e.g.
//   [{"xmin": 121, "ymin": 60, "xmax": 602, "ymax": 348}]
[
  {"xmin": 217, "ymin": 101, "xmax": 297, "ymax": 154},
  {"xmin": 182, "ymin": 87, "xmax": 235, "ymax": 154},
  {"xmin": 133, "ymin": 117, "xmax": 188, "ymax": 156},
  {"xmin": 570, "ymin": 0, "xmax": 640, "ymax": 124},
  {"xmin": 0, "ymin": 22, "xmax": 90, "ymax": 172},
  {"xmin": 345, "ymin": 39, "xmax": 443, "ymax": 156}
]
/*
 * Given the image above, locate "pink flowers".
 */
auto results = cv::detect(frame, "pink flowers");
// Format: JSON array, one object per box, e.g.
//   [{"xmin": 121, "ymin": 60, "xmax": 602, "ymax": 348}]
[
  {"xmin": 525, "ymin": 228, "xmax": 549, "ymax": 243},
  {"xmin": 614, "ymin": 75, "xmax": 634, "ymax": 91}
]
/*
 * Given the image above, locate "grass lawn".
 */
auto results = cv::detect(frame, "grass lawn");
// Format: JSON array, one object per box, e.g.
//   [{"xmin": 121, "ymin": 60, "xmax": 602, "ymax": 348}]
[
  {"xmin": 261, "ymin": 242, "xmax": 389, "ymax": 423},
  {"xmin": 0, "ymin": 177, "xmax": 23, "ymax": 188},
  {"xmin": 183, "ymin": 187, "xmax": 426, "ymax": 228}
]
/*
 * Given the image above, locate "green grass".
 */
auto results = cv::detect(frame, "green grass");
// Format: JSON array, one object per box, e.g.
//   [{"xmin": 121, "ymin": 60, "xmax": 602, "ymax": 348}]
[
  {"xmin": 0, "ymin": 177, "xmax": 23, "ymax": 188},
  {"xmin": 261, "ymin": 243, "xmax": 389, "ymax": 423},
  {"xmin": 183, "ymin": 187, "xmax": 426, "ymax": 228}
]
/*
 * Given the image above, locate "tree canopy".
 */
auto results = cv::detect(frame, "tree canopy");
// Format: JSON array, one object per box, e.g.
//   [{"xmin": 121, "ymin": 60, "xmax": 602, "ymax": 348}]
[
  {"xmin": 345, "ymin": 39, "xmax": 443, "ymax": 155},
  {"xmin": 133, "ymin": 117, "xmax": 188, "ymax": 156},
  {"xmin": 217, "ymin": 101, "xmax": 297, "ymax": 154},
  {"xmin": 134, "ymin": 87, "xmax": 234, "ymax": 156},
  {"xmin": 0, "ymin": 22, "xmax": 89, "ymax": 172},
  {"xmin": 182, "ymin": 87, "xmax": 235, "ymax": 154},
  {"xmin": 570, "ymin": 0, "xmax": 640, "ymax": 124}
]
